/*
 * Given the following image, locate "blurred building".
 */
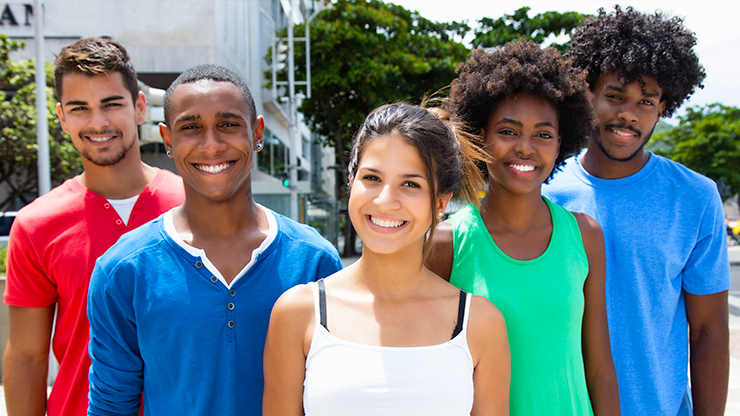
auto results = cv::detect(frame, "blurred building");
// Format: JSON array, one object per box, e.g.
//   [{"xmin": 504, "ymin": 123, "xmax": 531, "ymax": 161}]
[{"xmin": 1, "ymin": 0, "xmax": 339, "ymax": 244}]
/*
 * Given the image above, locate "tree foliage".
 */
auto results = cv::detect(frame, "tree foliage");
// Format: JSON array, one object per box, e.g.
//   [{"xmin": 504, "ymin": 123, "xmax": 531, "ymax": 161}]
[
  {"xmin": 0, "ymin": 34, "xmax": 81, "ymax": 210},
  {"xmin": 472, "ymin": 7, "xmax": 588, "ymax": 52},
  {"xmin": 282, "ymin": 0, "xmax": 469, "ymax": 164},
  {"xmin": 652, "ymin": 104, "xmax": 740, "ymax": 200}
]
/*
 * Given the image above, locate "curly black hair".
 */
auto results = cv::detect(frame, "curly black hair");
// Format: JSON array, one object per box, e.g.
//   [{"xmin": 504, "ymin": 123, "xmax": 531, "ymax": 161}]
[
  {"xmin": 445, "ymin": 40, "xmax": 593, "ymax": 180},
  {"xmin": 568, "ymin": 5, "xmax": 705, "ymax": 117}
]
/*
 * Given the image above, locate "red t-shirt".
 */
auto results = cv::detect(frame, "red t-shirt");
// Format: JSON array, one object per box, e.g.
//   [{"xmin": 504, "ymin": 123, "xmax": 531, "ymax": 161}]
[{"xmin": 4, "ymin": 168, "xmax": 184, "ymax": 416}]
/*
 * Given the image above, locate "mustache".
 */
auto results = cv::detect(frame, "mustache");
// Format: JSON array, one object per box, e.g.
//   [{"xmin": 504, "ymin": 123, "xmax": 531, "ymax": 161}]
[
  {"xmin": 604, "ymin": 123, "xmax": 642, "ymax": 138},
  {"xmin": 78, "ymin": 129, "xmax": 121, "ymax": 138}
]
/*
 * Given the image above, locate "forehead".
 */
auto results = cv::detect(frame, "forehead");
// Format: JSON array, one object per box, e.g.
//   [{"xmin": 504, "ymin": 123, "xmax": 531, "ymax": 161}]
[
  {"xmin": 489, "ymin": 94, "xmax": 558, "ymax": 124},
  {"xmin": 597, "ymin": 72, "xmax": 663, "ymax": 96},
  {"xmin": 358, "ymin": 134, "xmax": 426, "ymax": 172},
  {"xmin": 169, "ymin": 80, "xmax": 250, "ymax": 120},
  {"xmin": 59, "ymin": 72, "xmax": 128, "ymax": 102}
]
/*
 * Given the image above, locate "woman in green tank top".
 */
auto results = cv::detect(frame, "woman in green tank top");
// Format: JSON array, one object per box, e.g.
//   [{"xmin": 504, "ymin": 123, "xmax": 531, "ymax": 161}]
[{"xmin": 427, "ymin": 41, "xmax": 620, "ymax": 415}]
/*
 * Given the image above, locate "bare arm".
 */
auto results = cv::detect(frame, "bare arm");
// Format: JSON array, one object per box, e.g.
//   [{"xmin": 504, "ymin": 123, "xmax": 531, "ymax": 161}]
[
  {"xmin": 3, "ymin": 305, "xmax": 55, "ymax": 416},
  {"xmin": 575, "ymin": 212, "xmax": 620, "ymax": 416},
  {"xmin": 263, "ymin": 285, "xmax": 315, "ymax": 416},
  {"xmin": 685, "ymin": 290, "xmax": 729, "ymax": 416},
  {"xmin": 426, "ymin": 220, "xmax": 454, "ymax": 281},
  {"xmin": 468, "ymin": 296, "xmax": 510, "ymax": 415}
]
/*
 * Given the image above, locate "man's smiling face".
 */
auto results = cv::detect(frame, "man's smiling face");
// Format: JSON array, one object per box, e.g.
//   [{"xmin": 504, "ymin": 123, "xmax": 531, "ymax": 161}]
[
  {"xmin": 590, "ymin": 72, "xmax": 666, "ymax": 163},
  {"xmin": 56, "ymin": 72, "xmax": 145, "ymax": 167}
]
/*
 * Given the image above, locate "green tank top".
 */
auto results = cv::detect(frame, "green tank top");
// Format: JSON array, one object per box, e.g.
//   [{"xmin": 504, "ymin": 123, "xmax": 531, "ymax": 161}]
[{"xmin": 450, "ymin": 197, "xmax": 593, "ymax": 416}]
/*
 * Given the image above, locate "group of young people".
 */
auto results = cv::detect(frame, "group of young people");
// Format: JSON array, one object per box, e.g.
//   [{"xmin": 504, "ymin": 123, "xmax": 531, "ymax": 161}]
[{"xmin": 2, "ymin": 5, "xmax": 729, "ymax": 416}]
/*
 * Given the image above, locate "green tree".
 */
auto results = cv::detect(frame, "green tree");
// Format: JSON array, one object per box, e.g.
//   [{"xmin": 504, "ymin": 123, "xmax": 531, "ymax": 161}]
[
  {"xmin": 472, "ymin": 6, "xmax": 588, "ymax": 52},
  {"xmin": 651, "ymin": 104, "xmax": 740, "ymax": 200},
  {"xmin": 0, "ymin": 34, "xmax": 81, "ymax": 210},
  {"xmin": 274, "ymin": 0, "xmax": 470, "ymax": 255}
]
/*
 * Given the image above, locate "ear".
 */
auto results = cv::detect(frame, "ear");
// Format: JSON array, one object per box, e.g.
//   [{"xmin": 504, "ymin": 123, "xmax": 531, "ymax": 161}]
[
  {"xmin": 658, "ymin": 100, "xmax": 666, "ymax": 120},
  {"xmin": 436, "ymin": 192, "xmax": 453, "ymax": 218},
  {"xmin": 135, "ymin": 91, "xmax": 147, "ymax": 126},
  {"xmin": 159, "ymin": 122, "xmax": 172, "ymax": 155},
  {"xmin": 56, "ymin": 103, "xmax": 69, "ymax": 134},
  {"xmin": 252, "ymin": 115, "xmax": 265, "ymax": 148},
  {"xmin": 557, "ymin": 135, "xmax": 562, "ymax": 156}
]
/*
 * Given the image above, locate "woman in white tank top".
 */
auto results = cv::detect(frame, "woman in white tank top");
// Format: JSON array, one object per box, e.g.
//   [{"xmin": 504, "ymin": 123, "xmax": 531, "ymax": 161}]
[{"xmin": 263, "ymin": 103, "xmax": 510, "ymax": 415}]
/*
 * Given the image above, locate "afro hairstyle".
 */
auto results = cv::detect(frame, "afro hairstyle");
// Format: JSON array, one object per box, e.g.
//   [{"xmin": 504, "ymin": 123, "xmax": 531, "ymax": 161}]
[
  {"xmin": 445, "ymin": 40, "xmax": 593, "ymax": 180},
  {"xmin": 568, "ymin": 5, "xmax": 705, "ymax": 117}
]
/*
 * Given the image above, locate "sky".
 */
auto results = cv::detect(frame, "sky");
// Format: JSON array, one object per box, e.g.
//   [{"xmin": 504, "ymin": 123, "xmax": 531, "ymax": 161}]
[{"xmin": 390, "ymin": 0, "xmax": 739, "ymax": 124}]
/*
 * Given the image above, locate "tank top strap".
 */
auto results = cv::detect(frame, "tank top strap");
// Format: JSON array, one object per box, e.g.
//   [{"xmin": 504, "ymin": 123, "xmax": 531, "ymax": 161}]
[
  {"xmin": 451, "ymin": 291, "xmax": 473, "ymax": 339},
  {"xmin": 318, "ymin": 278, "xmax": 328, "ymax": 331},
  {"xmin": 310, "ymin": 280, "xmax": 328, "ymax": 332}
]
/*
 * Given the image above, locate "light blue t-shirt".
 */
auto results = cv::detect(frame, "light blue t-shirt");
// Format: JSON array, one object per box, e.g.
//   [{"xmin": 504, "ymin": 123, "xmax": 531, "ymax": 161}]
[{"xmin": 542, "ymin": 152, "xmax": 730, "ymax": 416}]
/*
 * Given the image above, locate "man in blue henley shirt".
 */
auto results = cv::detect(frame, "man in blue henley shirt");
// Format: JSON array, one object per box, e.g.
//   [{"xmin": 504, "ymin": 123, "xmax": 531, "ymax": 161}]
[{"xmin": 87, "ymin": 64, "xmax": 342, "ymax": 416}]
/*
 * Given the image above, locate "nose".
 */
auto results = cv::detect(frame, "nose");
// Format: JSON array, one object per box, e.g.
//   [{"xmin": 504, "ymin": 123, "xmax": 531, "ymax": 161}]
[
  {"xmin": 514, "ymin": 135, "xmax": 535, "ymax": 157},
  {"xmin": 199, "ymin": 127, "xmax": 228, "ymax": 155},
  {"xmin": 618, "ymin": 103, "xmax": 639, "ymax": 124},
  {"xmin": 375, "ymin": 183, "xmax": 401, "ymax": 211},
  {"xmin": 87, "ymin": 108, "xmax": 110, "ymax": 131}
]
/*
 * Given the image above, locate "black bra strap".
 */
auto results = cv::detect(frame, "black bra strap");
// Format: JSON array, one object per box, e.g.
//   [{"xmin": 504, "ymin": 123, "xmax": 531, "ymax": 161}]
[
  {"xmin": 451, "ymin": 290, "xmax": 467, "ymax": 339},
  {"xmin": 318, "ymin": 278, "xmax": 328, "ymax": 332}
]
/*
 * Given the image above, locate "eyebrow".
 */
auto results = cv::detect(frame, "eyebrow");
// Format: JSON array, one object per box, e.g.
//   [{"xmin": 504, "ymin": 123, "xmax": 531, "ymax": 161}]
[
  {"xmin": 64, "ymin": 95, "xmax": 126, "ymax": 107},
  {"xmin": 495, "ymin": 118, "xmax": 556, "ymax": 129},
  {"xmin": 361, "ymin": 167, "xmax": 428, "ymax": 181},
  {"xmin": 215, "ymin": 111, "xmax": 245, "ymax": 119},
  {"xmin": 175, "ymin": 114, "xmax": 200, "ymax": 125},
  {"xmin": 605, "ymin": 84, "xmax": 660, "ymax": 98}
]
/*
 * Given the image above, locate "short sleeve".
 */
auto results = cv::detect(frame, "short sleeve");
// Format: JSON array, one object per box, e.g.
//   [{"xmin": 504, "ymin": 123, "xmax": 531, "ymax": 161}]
[
  {"xmin": 4, "ymin": 215, "xmax": 58, "ymax": 307},
  {"xmin": 682, "ymin": 189, "xmax": 731, "ymax": 295}
]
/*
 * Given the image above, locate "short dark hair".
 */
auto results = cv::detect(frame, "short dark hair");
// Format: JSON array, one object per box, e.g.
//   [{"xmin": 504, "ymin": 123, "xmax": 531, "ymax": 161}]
[
  {"xmin": 54, "ymin": 37, "xmax": 139, "ymax": 103},
  {"xmin": 568, "ymin": 5, "xmax": 705, "ymax": 117},
  {"xmin": 445, "ymin": 40, "xmax": 593, "ymax": 180},
  {"xmin": 163, "ymin": 64, "xmax": 257, "ymax": 126},
  {"xmin": 349, "ymin": 102, "xmax": 486, "ymax": 257}
]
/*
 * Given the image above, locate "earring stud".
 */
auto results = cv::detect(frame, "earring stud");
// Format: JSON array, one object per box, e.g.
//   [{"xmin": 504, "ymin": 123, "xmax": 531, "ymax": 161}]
[
  {"xmin": 166, "ymin": 150, "xmax": 172, "ymax": 157},
  {"xmin": 255, "ymin": 143, "xmax": 263, "ymax": 151}
]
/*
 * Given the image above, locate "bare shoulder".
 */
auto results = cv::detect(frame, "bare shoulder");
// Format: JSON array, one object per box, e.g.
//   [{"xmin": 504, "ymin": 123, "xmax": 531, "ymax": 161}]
[
  {"xmin": 467, "ymin": 295, "xmax": 506, "ymax": 330},
  {"xmin": 426, "ymin": 219, "xmax": 454, "ymax": 281},
  {"xmin": 271, "ymin": 283, "xmax": 315, "ymax": 326},
  {"xmin": 571, "ymin": 212, "xmax": 604, "ymax": 246}
]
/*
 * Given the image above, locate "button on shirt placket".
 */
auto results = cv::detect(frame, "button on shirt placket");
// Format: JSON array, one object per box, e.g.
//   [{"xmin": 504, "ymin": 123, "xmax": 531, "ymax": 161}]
[{"xmin": 103, "ymin": 202, "xmax": 125, "ymax": 227}]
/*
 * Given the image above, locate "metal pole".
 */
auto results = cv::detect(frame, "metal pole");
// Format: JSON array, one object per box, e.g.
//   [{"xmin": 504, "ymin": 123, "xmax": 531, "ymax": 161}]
[
  {"xmin": 287, "ymin": 0, "xmax": 298, "ymax": 221},
  {"xmin": 305, "ymin": 10, "xmax": 319, "ymax": 99},
  {"xmin": 34, "ymin": 0, "xmax": 50, "ymax": 196}
]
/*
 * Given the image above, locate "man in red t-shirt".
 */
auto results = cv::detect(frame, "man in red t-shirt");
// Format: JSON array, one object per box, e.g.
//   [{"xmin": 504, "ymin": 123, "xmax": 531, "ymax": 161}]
[{"xmin": 2, "ymin": 37, "xmax": 184, "ymax": 416}]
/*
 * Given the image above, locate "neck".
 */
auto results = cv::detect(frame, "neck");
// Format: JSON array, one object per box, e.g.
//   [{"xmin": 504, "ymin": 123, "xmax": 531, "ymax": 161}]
[
  {"xmin": 480, "ymin": 184, "xmax": 549, "ymax": 232},
  {"xmin": 351, "ymin": 242, "xmax": 429, "ymax": 300},
  {"xmin": 581, "ymin": 140, "xmax": 650, "ymax": 179},
  {"xmin": 177, "ymin": 190, "xmax": 264, "ymax": 239},
  {"xmin": 78, "ymin": 148, "xmax": 154, "ymax": 199}
]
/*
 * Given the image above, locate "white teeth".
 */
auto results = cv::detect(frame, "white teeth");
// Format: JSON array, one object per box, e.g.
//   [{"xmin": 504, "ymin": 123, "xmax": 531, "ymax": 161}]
[
  {"xmin": 611, "ymin": 129, "xmax": 634, "ymax": 137},
  {"xmin": 196, "ymin": 163, "xmax": 232, "ymax": 174},
  {"xmin": 89, "ymin": 136, "xmax": 113, "ymax": 143},
  {"xmin": 509, "ymin": 164, "xmax": 535, "ymax": 172},
  {"xmin": 370, "ymin": 216, "xmax": 405, "ymax": 228}
]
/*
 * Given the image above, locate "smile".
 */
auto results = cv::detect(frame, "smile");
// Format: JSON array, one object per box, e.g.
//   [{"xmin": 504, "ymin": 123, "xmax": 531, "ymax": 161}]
[
  {"xmin": 508, "ymin": 163, "xmax": 536, "ymax": 172},
  {"xmin": 608, "ymin": 127, "xmax": 638, "ymax": 138},
  {"xmin": 87, "ymin": 136, "xmax": 114, "ymax": 143},
  {"xmin": 370, "ymin": 216, "xmax": 406, "ymax": 228},
  {"xmin": 195, "ymin": 162, "xmax": 234, "ymax": 174}
]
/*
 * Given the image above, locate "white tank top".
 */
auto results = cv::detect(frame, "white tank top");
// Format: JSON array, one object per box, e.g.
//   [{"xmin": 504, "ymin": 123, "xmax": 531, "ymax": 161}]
[{"xmin": 303, "ymin": 281, "xmax": 474, "ymax": 416}]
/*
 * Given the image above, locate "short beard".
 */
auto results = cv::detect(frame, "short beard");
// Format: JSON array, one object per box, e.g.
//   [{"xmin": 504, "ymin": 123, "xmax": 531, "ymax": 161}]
[
  {"xmin": 79, "ymin": 129, "xmax": 135, "ymax": 167},
  {"xmin": 592, "ymin": 124, "xmax": 655, "ymax": 163}
]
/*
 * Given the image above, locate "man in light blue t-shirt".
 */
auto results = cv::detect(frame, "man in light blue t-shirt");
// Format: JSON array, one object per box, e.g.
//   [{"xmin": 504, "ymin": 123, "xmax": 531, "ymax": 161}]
[{"xmin": 542, "ymin": 6, "xmax": 730, "ymax": 416}]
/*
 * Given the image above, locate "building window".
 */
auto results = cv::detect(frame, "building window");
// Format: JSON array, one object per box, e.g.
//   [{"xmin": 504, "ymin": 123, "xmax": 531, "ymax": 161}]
[{"xmin": 257, "ymin": 128, "xmax": 290, "ymax": 178}]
